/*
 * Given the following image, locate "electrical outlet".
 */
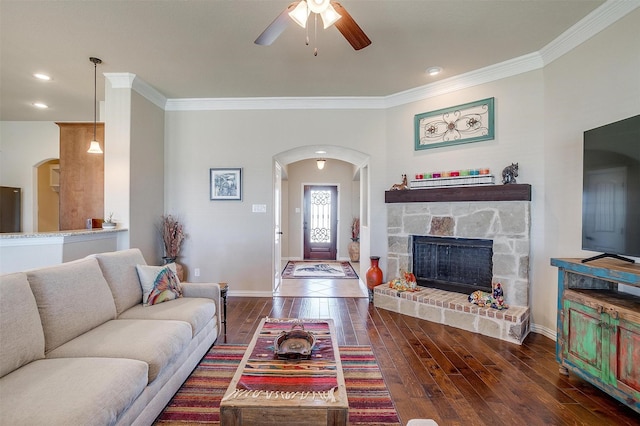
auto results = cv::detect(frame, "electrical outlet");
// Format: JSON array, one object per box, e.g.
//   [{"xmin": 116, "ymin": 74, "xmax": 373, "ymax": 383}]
[{"xmin": 194, "ymin": 268, "xmax": 200, "ymax": 277}]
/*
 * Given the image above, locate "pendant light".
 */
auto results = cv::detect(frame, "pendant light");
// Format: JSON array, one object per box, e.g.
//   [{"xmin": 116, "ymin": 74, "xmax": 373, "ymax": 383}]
[
  {"xmin": 87, "ymin": 57, "xmax": 103, "ymax": 154},
  {"xmin": 316, "ymin": 159, "xmax": 326, "ymax": 170}
]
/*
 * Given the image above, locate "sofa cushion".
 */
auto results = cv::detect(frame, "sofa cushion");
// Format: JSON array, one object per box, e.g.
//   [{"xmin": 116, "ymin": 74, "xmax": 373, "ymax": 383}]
[
  {"xmin": 136, "ymin": 263, "xmax": 183, "ymax": 306},
  {"xmin": 0, "ymin": 273, "xmax": 45, "ymax": 378},
  {"xmin": 26, "ymin": 257, "xmax": 117, "ymax": 353},
  {"xmin": 0, "ymin": 357, "xmax": 148, "ymax": 426},
  {"xmin": 92, "ymin": 248, "xmax": 146, "ymax": 315},
  {"xmin": 119, "ymin": 297, "xmax": 216, "ymax": 337},
  {"xmin": 46, "ymin": 319, "xmax": 192, "ymax": 382}
]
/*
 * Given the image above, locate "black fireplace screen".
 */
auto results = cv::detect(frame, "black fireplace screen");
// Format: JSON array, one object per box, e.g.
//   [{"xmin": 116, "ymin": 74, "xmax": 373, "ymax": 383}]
[{"xmin": 412, "ymin": 236, "xmax": 493, "ymax": 294}]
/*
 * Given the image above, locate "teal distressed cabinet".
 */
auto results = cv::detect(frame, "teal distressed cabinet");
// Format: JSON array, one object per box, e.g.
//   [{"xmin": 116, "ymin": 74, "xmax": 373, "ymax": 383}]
[{"xmin": 551, "ymin": 258, "xmax": 640, "ymax": 414}]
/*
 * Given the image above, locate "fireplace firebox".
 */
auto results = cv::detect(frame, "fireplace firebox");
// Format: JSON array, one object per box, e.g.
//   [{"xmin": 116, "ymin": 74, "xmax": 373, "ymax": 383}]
[{"xmin": 412, "ymin": 236, "xmax": 493, "ymax": 294}]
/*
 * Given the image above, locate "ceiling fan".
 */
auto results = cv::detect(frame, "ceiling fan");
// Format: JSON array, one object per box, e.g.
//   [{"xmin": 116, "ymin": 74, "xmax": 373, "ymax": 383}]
[{"xmin": 255, "ymin": 0, "xmax": 371, "ymax": 51}]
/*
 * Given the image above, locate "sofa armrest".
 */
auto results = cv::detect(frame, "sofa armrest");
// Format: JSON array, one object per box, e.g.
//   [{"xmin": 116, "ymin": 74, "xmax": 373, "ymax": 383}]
[{"xmin": 181, "ymin": 282, "xmax": 222, "ymax": 330}]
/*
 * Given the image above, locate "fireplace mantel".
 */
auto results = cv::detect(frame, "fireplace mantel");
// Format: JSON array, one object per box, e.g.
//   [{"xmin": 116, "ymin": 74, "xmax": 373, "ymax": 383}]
[{"xmin": 385, "ymin": 184, "xmax": 531, "ymax": 203}]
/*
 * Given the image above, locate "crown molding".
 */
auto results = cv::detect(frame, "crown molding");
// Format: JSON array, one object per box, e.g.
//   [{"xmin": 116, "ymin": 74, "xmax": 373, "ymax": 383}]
[
  {"xmin": 165, "ymin": 96, "xmax": 385, "ymax": 111},
  {"xmin": 384, "ymin": 52, "xmax": 543, "ymax": 109},
  {"xmin": 540, "ymin": 0, "xmax": 640, "ymax": 65},
  {"xmin": 104, "ymin": 73, "xmax": 135, "ymax": 89},
  {"xmin": 104, "ymin": 73, "xmax": 167, "ymax": 110},
  {"xmin": 131, "ymin": 77, "xmax": 167, "ymax": 110}
]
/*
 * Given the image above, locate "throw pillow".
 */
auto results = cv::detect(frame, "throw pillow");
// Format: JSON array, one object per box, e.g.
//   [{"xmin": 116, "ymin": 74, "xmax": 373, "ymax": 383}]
[{"xmin": 135, "ymin": 263, "xmax": 183, "ymax": 306}]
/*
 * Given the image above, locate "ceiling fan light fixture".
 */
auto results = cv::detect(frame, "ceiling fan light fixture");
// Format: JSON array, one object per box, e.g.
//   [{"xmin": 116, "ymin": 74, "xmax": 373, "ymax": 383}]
[
  {"xmin": 316, "ymin": 159, "xmax": 326, "ymax": 170},
  {"xmin": 289, "ymin": 1, "xmax": 309, "ymax": 28},
  {"xmin": 320, "ymin": 4, "xmax": 341, "ymax": 29},
  {"xmin": 307, "ymin": 0, "xmax": 330, "ymax": 14}
]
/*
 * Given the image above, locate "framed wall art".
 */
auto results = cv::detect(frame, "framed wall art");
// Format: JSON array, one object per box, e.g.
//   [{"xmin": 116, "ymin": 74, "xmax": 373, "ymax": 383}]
[
  {"xmin": 414, "ymin": 97, "xmax": 495, "ymax": 151},
  {"xmin": 210, "ymin": 168, "xmax": 242, "ymax": 201}
]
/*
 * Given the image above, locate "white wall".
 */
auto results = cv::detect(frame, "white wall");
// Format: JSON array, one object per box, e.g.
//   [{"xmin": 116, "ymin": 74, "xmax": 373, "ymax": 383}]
[
  {"xmin": 130, "ymin": 91, "xmax": 165, "ymax": 263},
  {"xmin": 539, "ymin": 8, "xmax": 640, "ymax": 332},
  {"xmin": 164, "ymin": 109, "xmax": 386, "ymax": 295},
  {"xmin": 0, "ymin": 121, "xmax": 59, "ymax": 232}
]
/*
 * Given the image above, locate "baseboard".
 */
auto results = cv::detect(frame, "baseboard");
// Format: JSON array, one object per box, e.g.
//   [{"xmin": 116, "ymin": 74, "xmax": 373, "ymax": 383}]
[
  {"xmin": 530, "ymin": 323, "xmax": 556, "ymax": 341},
  {"xmin": 228, "ymin": 290, "xmax": 273, "ymax": 297}
]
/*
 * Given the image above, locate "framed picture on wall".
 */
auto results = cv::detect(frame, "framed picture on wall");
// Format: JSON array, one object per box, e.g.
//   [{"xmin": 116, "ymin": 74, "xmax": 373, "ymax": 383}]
[
  {"xmin": 414, "ymin": 97, "xmax": 495, "ymax": 150},
  {"xmin": 210, "ymin": 168, "xmax": 242, "ymax": 201}
]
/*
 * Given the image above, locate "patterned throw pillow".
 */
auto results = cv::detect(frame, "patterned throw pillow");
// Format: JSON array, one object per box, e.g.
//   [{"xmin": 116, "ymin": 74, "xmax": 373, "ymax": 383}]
[{"xmin": 135, "ymin": 264, "xmax": 183, "ymax": 306}]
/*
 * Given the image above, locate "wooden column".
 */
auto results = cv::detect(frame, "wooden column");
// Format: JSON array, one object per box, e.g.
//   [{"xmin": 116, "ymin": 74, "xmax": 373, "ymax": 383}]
[{"xmin": 57, "ymin": 123, "xmax": 104, "ymax": 230}]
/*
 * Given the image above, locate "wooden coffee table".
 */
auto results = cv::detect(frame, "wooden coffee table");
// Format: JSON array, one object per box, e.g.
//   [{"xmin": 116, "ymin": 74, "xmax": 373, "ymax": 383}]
[{"xmin": 220, "ymin": 317, "xmax": 348, "ymax": 426}]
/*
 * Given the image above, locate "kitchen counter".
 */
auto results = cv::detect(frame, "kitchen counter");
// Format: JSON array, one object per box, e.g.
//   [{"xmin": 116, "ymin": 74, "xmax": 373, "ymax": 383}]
[{"xmin": 0, "ymin": 228, "xmax": 127, "ymax": 274}]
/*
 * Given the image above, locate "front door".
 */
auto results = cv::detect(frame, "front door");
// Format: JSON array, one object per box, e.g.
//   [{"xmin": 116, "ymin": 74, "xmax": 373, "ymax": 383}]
[{"xmin": 303, "ymin": 185, "xmax": 338, "ymax": 260}]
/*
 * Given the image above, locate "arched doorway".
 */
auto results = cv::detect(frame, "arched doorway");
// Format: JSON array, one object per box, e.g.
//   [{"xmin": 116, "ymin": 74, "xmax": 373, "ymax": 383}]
[
  {"xmin": 273, "ymin": 145, "xmax": 370, "ymax": 294},
  {"xmin": 34, "ymin": 158, "xmax": 60, "ymax": 232}
]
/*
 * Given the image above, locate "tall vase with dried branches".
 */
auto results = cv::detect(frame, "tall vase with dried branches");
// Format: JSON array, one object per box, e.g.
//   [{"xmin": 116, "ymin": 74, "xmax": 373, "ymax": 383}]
[
  {"xmin": 161, "ymin": 215, "xmax": 186, "ymax": 280},
  {"xmin": 348, "ymin": 217, "xmax": 360, "ymax": 263}
]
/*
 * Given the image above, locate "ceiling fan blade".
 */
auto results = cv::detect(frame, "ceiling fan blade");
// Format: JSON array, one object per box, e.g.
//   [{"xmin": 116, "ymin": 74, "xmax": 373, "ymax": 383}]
[
  {"xmin": 331, "ymin": 2, "xmax": 371, "ymax": 50},
  {"xmin": 255, "ymin": 2, "xmax": 299, "ymax": 46}
]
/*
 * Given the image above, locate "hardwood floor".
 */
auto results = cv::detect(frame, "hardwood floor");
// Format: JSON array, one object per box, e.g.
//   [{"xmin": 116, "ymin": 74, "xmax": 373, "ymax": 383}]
[{"xmin": 223, "ymin": 296, "xmax": 639, "ymax": 426}]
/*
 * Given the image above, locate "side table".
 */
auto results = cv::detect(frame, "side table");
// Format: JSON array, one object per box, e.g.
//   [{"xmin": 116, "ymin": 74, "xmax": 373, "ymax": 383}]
[{"xmin": 219, "ymin": 282, "xmax": 228, "ymax": 341}]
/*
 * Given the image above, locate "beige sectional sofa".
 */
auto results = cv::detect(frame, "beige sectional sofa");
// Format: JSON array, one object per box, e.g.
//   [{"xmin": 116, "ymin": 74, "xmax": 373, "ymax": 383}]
[{"xmin": 0, "ymin": 248, "xmax": 221, "ymax": 426}]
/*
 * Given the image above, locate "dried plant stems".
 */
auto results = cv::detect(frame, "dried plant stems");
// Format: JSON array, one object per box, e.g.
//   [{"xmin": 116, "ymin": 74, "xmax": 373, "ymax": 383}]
[{"xmin": 162, "ymin": 215, "xmax": 185, "ymax": 258}]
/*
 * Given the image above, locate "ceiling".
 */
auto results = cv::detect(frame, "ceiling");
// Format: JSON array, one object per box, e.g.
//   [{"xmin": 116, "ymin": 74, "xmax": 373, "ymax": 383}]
[{"xmin": 1, "ymin": 0, "xmax": 607, "ymax": 122}]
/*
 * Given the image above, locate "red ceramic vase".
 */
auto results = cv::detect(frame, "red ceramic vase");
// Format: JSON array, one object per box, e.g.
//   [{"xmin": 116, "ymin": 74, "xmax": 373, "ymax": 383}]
[{"xmin": 365, "ymin": 256, "xmax": 383, "ymax": 302}]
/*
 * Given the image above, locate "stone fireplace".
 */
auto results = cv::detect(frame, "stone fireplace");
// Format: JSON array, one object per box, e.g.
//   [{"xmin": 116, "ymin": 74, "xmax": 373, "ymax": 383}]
[{"xmin": 374, "ymin": 185, "xmax": 532, "ymax": 344}]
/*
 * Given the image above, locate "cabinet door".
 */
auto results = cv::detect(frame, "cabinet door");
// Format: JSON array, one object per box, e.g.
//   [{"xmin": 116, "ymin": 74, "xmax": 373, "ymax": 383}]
[
  {"xmin": 563, "ymin": 298, "xmax": 606, "ymax": 378},
  {"xmin": 611, "ymin": 316, "xmax": 640, "ymax": 400}
]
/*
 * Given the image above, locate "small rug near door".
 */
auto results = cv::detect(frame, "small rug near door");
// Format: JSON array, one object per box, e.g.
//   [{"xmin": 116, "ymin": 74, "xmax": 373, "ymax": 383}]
[
  {"xmin": 281, "ymin": 260, "xmax": 358, "ymax": 279},
  {"xmin": 154, "ymin": 344, "xmax": 400, "ymax": 425}
]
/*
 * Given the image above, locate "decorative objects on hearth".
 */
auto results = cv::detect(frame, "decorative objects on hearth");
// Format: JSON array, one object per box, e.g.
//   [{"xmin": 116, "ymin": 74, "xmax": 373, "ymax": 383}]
[
  {"xmin": 468, "ymin": 282, "xmax": 508, "ymax": 310},
  {"xmin": 365, "ymin": 256, "xmax": 383, "ymax": 302},
  {"xmin": 414, "ymin": 97, "xmax": 495, "ymax": 151},
  {"xmin": 390, "ymin": 174, "xmax": 408, "ymax": 190},
  {"xmin": 160, "ymin": 215, "xmax": 186, "ymax": 280},
  {"xmin": 348, "ymin": 217, "xmax": 360, "ymax": 262},
  {"xmin": 501, "ymin": 162, "xmax": 519, "ymax": 184},
  {"xmin": 388, "ymin": 271, "xmax": 418, "ymax": 292}
]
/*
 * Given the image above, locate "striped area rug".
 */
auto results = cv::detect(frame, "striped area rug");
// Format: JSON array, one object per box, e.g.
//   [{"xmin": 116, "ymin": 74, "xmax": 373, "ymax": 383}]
[{"xmin": 155, "ymin": 344, "xmax": 400, "ymax": 425}]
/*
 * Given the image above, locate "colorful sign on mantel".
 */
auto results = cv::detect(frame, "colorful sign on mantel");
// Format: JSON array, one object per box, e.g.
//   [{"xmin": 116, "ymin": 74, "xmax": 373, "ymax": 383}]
[{"xmin": 414, "ymin": 97, "xmax": 495, "ymax": 151}]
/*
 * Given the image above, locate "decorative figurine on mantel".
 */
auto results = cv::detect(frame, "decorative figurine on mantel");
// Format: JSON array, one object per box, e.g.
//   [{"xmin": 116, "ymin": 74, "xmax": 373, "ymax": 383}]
[
  {"xmin": 390, "ymin": 174, "xmax": 408, "ymax": 190},
  {"xmin": 501, "ymin": 163, "xmax": 518, "ymax": 184}
]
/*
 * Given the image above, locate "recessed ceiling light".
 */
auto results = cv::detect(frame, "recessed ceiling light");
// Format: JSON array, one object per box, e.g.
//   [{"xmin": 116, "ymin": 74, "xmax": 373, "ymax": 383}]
[
  {"xmin": 426, "ymin": 66, "xmax": 442, "ymax": 76},
  {"xmin": 33, "ymin": 102, "xmax": 49, "ymax": 109},
  {"xmin": 315, "ymin": 150, "xmax": 327, "ymax": 154},
  {"xmin": 33, "ymin": 73, "xmax": 51, "ymax": 81}
]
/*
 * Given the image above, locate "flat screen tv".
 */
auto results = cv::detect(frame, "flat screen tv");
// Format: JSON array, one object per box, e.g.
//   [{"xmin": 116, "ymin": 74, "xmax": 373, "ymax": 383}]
[{"xmin": 582, "ymin": 114, "xmax": 640, "ymax": 263}]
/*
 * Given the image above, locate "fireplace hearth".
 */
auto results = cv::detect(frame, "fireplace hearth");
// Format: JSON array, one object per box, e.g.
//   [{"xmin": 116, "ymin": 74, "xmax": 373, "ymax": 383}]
[{"xmin": 413, "ymin": 236, "xmax": 493, "ymax": 294}]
